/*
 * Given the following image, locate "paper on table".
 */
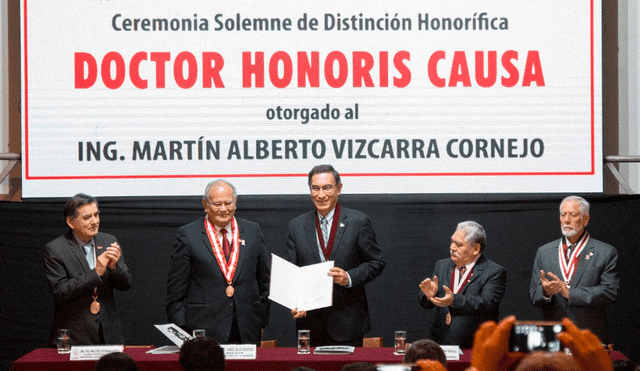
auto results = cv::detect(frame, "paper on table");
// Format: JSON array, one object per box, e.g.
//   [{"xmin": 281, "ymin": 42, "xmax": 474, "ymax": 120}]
[
  {"xmin": 154, "ymin": 324, "xmax": 192, "ymax": 347},
  {"xmin": 268, "ymin": 254, "xmax": 334, "ymax": 311}
]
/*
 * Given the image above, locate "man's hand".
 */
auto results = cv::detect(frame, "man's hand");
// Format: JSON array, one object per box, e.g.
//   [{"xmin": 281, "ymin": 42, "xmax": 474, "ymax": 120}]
[
  {"xmin": 419, "ymin": 275, "xmax": 439, "ymax": 300},
  {"xmin": 429, "ymin": 285, "xmax": 454, "ymax": 307},
  {"xmin": 95, "ymin": 253, "xmax": 110, "ymax": 276},
  {"xmin": 328, "ymin": 267, "xmax": 349, "ymax": 286},
  {"xmin": 471, "ymin": 315, "xmax": 525, "ymax": 371},
  {"xmin": 540, "ymin": 270, "xmax": 569, "ymax": 299},
  {"xmin": 291, "ymin": 307, "xmax": 307, "ymax": 319},
  {"xmin": 103, "ymin": 242, "xmax": 122, "ymax": 270},
  {"xmin": 557, "ymin": 317, "xmax": 613, "ymax": 371}
]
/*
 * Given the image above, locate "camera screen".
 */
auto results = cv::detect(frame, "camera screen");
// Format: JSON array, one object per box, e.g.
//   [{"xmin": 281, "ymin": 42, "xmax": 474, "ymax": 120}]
[{"xmin": 509, "ymin": 322, "xmax": 564, "ymax": 352}]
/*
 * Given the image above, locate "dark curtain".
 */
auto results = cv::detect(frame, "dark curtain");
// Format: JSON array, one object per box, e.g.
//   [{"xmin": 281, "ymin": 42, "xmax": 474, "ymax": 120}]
[{"xmin": 2, "ymin": 194, "xmax": 639, "ymax": 370}]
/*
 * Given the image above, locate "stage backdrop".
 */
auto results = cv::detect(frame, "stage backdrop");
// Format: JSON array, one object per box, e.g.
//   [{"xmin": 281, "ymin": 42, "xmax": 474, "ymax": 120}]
[
  {"xmin": 21, "ymin": 0, "xmax": 603, "ymax": 197},
  {"xmin": 1, "ymin": 194, "xmax": 639, "ymax": 370}
]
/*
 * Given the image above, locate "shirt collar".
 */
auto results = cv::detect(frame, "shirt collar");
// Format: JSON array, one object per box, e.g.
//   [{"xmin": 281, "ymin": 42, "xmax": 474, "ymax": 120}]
[{"xmin": 317, "ymin": 208, "xmax": 336, "ymax": 223}]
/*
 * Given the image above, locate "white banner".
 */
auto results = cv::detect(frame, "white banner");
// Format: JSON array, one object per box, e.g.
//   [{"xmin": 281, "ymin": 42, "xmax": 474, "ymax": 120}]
[{"xmin": 21, "ymin": 0, "xmax": 602, "ymax": 197}]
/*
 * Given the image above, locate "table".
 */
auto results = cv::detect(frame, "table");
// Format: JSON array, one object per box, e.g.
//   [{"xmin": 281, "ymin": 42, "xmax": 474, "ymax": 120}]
[{"xmin": 12, "ymin": 347, "xmax": 473, "ymax": 371}]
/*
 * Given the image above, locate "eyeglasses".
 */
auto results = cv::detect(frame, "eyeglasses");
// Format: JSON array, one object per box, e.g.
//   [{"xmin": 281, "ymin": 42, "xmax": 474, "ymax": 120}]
[
  {"xmin": 207, "ymin": 200, "xmax": 235, "ymax": 209},
  {"xmin": 310, "ymin": 184, "xmax": 337, "ymax": 193}
]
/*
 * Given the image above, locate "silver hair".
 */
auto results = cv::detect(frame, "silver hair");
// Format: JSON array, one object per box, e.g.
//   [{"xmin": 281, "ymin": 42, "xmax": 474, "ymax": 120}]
[
  {"xmin": 203, "ymin": 179, "xmax": 237, "ymax": 201},
  {"xmin": 457, "ymin": 221, "xmax": 487, "ymax": 252},
  {"xmin": 560, "ymin": 195, "xmax": 590, "ymax": 216}
]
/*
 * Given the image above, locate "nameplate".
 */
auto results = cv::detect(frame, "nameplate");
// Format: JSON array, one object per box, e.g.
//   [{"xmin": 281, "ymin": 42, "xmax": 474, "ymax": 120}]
[
  {"xmin": 69, "ymin": 345, "xmax": 125, "ymax": 361},
  {"xmin": 220, "ymin": 344, "xmax": 257, "ymax": 359},
  {"xmin": 440, "ymin": 346, "xmax": 462, "ymax": 361}
]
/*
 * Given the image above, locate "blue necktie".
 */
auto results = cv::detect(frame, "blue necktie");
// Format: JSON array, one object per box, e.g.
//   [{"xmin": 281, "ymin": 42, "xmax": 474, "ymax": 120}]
[
  {"xmin": 321, "ymin": 218, "xmax": 329, "ymax": 248},
  {"xmin": 83, "ymin": 244, "xmax": 95, "ymax": 270}
]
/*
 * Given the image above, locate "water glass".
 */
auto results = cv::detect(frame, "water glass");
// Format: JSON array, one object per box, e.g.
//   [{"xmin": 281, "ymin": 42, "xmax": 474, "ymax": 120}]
[
  {"xmin": 394, "ymin": 330, "xmax": 407, "ymax": 355},
  {"xmin": 56, "ymin": 329, "xmax": 71, "ymax": 354},
  {"xmin": 297, "ymin": 329, "xmax": 311, "ymax": 354}
]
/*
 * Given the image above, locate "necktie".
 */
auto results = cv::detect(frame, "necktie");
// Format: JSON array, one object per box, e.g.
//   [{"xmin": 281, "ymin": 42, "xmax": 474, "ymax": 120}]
[
  {"xmin": 321, "ymin": 218, "xmax": 329, "ymax": 248},
  {"xmin": 564, "ymin": 244, "xmax": 575, "ymax": 263},
  {"xmin": 221, "ymin": 228, "xmax": 231, "ymax": 261},
  {"xmin": 459, "ymin": 266, "xmax": 467, "ymax": 276},
  {"xmin": 83, "ymin": 244, "xmax": 95, "ymax": 270}
]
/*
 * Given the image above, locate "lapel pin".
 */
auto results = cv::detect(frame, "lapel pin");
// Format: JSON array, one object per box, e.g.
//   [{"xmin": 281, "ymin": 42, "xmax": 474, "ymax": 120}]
[
  {"xmin": 97, "ymin": 246, "xmax": 103, "ymax": 250},
  {"xmin": 239, "ymin": 239, "xmax": 246, "ymax": 245},
  {"xmin": 585, "ymin": 252, "xmax": 594, "ymax": 260},
  {"xmin": 340, "ymin": 223, "xmax": 345, "ymax": 227}
]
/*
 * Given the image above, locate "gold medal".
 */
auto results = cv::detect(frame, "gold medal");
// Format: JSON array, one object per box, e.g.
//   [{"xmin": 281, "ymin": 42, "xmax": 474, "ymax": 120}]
[
  {"xmin": 226, "ymin": 285, "xmax": 234, "ymax": 297},
  {"xmin": 90, "ymin": 299, "xmax": 101, "ymax": 314},
  {"xmin": 445, "ymin": 312, "xmax": 451, "ymax": 326}
]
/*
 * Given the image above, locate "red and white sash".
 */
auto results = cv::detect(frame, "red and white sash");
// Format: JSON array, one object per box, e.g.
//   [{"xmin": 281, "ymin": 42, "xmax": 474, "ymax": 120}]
[
  {"xmin": 204, "ymin": 217, "xmax": 240, "ymax": 284},
  {"xmin": 558, "ymin": 232, "xmax": 589, "ymax": 285}
]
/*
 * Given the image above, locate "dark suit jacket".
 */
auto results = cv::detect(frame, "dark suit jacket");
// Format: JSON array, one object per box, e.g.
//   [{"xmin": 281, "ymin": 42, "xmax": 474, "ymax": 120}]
[
  {"xmin": 529, "ymin": 237, "xmax": 619, "ymax": 342},
  {"xmin": 43, "ymin": 230, "xmax": 132, "ymax": 346},
  {"xmin": 284, "ymin": 206, "xmax": 385, "ymax": 343},
  {"xmin": 166, "ymin": 217, "xmax": 271, "ymax": 345},
  {"xmin": 419, "ymin": 254, "xmax": 506, "ymax": 348}
]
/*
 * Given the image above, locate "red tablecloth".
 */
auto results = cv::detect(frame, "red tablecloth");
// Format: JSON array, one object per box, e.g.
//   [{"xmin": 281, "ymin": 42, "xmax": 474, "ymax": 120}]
[{"xmin": 12, "ymin": 347, "xmax": 473, "ymax": 371}]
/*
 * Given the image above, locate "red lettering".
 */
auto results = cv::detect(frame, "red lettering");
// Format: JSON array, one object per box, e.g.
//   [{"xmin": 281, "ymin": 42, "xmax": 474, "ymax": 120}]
[
  {"xmin": 174, "ymin": 52, "xmax": 198, "ymax": 89},
  {"xmin": 353, "ymin": 52, "xmax": 374, "ymax": 88},
  {"xmin": 475, "ymin": 51, "xmax": 497, "ymax": 88},
  {"xmin": 101, "ymin": 52, "xmax": 125, "ymax": 90},
  {"xmin": 150, "ymin": 52, "xmax": 171, "ymax": 88},
  {"xmin": 449, "ymin": 51, "xmax": 471, "ymax": 87},
  {"xmin": 130, "ymin": 52, "xmax": 147, "ymax": 89},
  {"xmin": 297, "ymin": 52, "xmax": 319, "ymax": 87},
  {"xmin": 428, "ymin": 51, "xmax": 446, "ymax": 88},
  {"xmin": 324, "ymin": 51, "xmax": 348, "ymax": 88},
  {"xmin": 74, "ymin": 53, "xmax": 97, "ymax": 89},
  {"xmin": 269, "ymin": 51, "xmax": 293, "ymax": 89},
  {"xmin": 522, "ymin": 51, "xmax": 545, "ymax": 86},
  {"xmin": 202, "ymin": 52, "xmax": 225, "ymax": 88},
  {"xmin": 74, "ymin": 51, "xmax": 226, "ymax": 89},
  {"xmin": 393, "ymin": 51, "xmax": 411, "ymax": 88},
  {"xmin": 243, "ymin": 51, "xmax": 264, "ymax": 88},
  {"xmin": 501, "ymin": 50, "xmax": 519, "ymax": 87},
  {"xmin": 379, "ymin": 52, "xmax": 389, "ymax": 88}
]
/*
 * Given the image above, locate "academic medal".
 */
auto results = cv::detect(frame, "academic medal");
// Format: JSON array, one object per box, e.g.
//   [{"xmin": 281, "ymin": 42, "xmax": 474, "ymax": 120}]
[
  {"xmin": 226, "ymin": 284, "xmax": 234, "ymax": 298},
  {"xmin": 90, "ymin": 298, "xmax": 100, "ymax": 314}
]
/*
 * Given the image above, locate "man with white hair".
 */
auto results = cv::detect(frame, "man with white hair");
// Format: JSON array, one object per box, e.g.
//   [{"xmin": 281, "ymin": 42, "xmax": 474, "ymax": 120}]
[
  {"xmin": 529, "ymin": 195, "xmax": 619, "ymax": 343},
  {"xmin": 419, "ymin": 221, "xmax": 506, "ymax": 348}
]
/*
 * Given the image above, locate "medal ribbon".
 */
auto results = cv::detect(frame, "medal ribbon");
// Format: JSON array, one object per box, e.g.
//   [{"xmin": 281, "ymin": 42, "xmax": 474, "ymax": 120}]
[
  {"xmin": 315, "ymin": 203, "xmax": 341, "ymax": 261},
  {"xmin": 558, "ymin": 232, "xmax": 589, "ymax": 284},
  {"xmin": 204, "ymin": 217, "xmax": 240, "ymax": 284},
  {"xmin": 450, "ymin": 265, "xmax": 474, "ymax": 294}
]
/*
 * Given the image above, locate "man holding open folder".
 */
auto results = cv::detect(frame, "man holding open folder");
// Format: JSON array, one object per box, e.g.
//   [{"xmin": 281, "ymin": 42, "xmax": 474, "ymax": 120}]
[{"xmin": 285, "ymin": 164, "xmax": 385, "ymax": 347}]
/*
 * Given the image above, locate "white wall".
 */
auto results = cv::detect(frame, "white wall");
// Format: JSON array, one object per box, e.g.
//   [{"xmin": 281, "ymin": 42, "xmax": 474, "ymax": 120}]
[{"xmin": 618, "ymin": 0, "xmax": 640, "ymax": 193}]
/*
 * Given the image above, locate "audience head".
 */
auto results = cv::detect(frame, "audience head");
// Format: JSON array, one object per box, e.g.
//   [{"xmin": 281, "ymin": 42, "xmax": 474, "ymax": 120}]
[
  {"xmin": 179, "ymin": 337, "xmax": 225, "ymax": 371},
  {"xmin": 612, "ymin": 359, "xmax": 637, "ymax": 371},
  {"xmin": 94, "ymin": 352, "xmax": 139, "ymax": 371},
  {"xmin": 402, "ymin": 339, "xmax": 447, "ymax": 367},
  {"xmin": 513, "ymin": 351, "xmax": 581, "ymax": 371},
  {"xmin": 340, "ymin": 361, "xmax": 376, "ymax": 371}
]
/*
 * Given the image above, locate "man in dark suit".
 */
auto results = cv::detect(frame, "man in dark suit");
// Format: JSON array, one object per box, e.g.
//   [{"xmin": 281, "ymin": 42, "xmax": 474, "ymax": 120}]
[
  {"xmin": 529, "ymin": 195, "xmax": 619, "ymax": 343},
  {"xmin": 419, "ymin": 221, "xmax": 506, "ymax": 348},
  {"xmin": 166, "ymin": 179, "xmax": 270, "ymax": 345},
  {"xmin": 285, "ymin": 164, "xmax": 385, "ymax": 347},
  {"xmin": 44, "ymin": 193, "xmax": 132, "ymax": 346}
]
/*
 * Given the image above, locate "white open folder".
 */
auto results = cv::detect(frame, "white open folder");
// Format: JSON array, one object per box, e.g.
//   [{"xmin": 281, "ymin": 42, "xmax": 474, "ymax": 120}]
[{"xmin": 268, "ymin": 253, "xmax": 334, "ymax": 311}]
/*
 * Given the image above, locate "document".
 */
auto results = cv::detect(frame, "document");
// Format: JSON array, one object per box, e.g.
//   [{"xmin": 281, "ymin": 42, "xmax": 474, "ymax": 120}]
[{"xmin": 269, "ymin": 254, "xmax": 334, "ymax": 311}]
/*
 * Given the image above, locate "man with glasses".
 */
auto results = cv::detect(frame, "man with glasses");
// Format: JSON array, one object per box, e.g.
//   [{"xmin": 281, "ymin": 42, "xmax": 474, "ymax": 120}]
[
  {"xmin": 166, "ymin": 179, "xmax": 271, "ymax": 345},
  {"xmin": 285, "ymin": 164, "xmax": 385, "ymax": 347}
]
